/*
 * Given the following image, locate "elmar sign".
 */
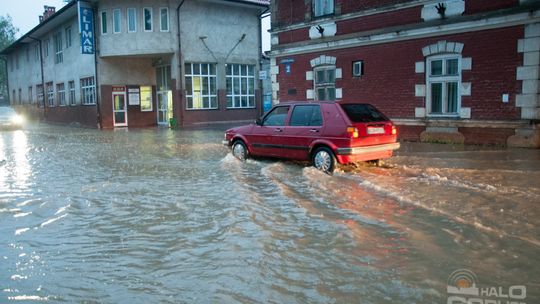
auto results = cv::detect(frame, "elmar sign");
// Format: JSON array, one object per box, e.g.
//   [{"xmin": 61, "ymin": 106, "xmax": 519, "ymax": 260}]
[{"xmin": 78, "ymin": 2, "xmax": 94, "ymax": 54}]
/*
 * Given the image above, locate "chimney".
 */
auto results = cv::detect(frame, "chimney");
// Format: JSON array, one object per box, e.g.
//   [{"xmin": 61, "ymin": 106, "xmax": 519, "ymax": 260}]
[{"xmin": 39, "ymin": 5, "xmax": 56, "ymax": 23}]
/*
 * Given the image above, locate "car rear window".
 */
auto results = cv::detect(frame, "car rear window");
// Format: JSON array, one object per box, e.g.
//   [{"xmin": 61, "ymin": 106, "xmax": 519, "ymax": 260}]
[{"xmin": 340, "ymin": 104, "xmax": 388, "ymax": 123}]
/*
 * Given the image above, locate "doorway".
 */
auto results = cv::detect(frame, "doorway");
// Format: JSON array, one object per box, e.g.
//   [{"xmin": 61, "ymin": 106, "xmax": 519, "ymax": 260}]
[
  {"xmin": 112, "ymin": 87, "xmax": 128, "ymax": 127},
  {"xmin": 156, "ymin": 65, "xmax": 173, "ymax": 126}
]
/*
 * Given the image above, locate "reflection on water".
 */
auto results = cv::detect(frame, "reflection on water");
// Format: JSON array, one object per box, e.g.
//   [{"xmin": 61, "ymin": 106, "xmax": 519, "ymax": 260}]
[{"xmin": 0, "ymin": 125, "xmax": 539, "ymax": 303}]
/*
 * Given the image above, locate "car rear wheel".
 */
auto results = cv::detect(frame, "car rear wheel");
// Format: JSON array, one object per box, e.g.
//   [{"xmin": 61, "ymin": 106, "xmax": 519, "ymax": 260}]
[
  {"xmin": 232, "ymin": 140, "xmax": 248, "ymax": 161},
  {"xmin": 312, "ymin": 147, "xmax": 336, "ymax": 174}
]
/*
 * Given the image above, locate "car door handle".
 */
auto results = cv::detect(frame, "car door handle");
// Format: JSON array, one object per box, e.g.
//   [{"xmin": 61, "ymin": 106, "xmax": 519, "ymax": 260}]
[
  {"xmin": 309, "ymin": 129, "xmax": 319, "ymax": 133},
  {"xmin": 274, "ymin": 128, "xmax": 283, "ymax": 132}
]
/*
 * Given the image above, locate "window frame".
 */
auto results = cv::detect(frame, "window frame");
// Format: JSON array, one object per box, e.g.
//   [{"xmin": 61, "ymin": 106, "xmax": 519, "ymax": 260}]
[
  {"xmin": 143, "ymin": 7, "xmax": 153, "ymax": 32},
  {"xmin": 68, "ymin": 80, "xmax": 76, "ymax": 106},
  {"xmin": 226, "ymin": 64, "xmax": 256, "ymax": 109},
  {"xmin": 262, "ymin": 106, "xmax": 290, "ymax": 127},
  {"xmin": 426, "ymin": 54, "xmax": 461, "ymax": 117},
  {"xmin": 80, "ymin": 76, "xmax": 96, "ymax": 105},
  {"xmin": 54, "ymin": 31, "xmax": 63, "ymax": 64},
  {"xmin": 352, "ymin": 60, "xmax": 363, "ymax": 77},
  {"xmin": 140, "ymin": 86, "xmax": 153, "ymax": 112},
  {"xmin": 159, "ymin": 7, "xmax": 169, "ymax": 32},
  {"xmin": 113, "ymin": 9, "xmax": 122, "ymax": 34},
  {"xmin": 37, "ymin": 84, "xmax": 44, "ymax": 107},
  {"xmin": 65, "ymin": 26, "xmax": 72, "ymax": 48},
  {"xmin": 46, "ymin": 82, "xmax": 55, "ymax": 107},
  {"xmin": 57, "ymin": 82, "xmax": 66, "ymax": 106},
  {"xmin": 289, "ymin": 105, "xmax": 323, "ymax": 127},
  {"xmin": 185, "ymin": 62, "xmax": 218, "ymax": 110},
  {"xmin": 313, "ymin": 65, "xmax": 336, "ymax": 101},
  {"xmin": 127, "ymin": 8, "xmax": 137, "ymax": 33},
  {"xmin": 100, "ymin": 11, "xmax": 108, "ymax": 35},
  {"xmin": 313, "ymin": 0, "xmax": 334, "ymax": 18}
]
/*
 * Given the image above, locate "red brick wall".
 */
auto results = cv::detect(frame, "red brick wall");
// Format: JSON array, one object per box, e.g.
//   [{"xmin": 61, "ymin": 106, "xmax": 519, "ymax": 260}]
[
  {"xmin": 179, "ymin": 89, "xmax": 262, "ymax": 126},
  {"xmin": 336, "ymin": 6, "xmax": 421, "ymax": 36},
  {"xmin": 459, "ymin": 127, "xmax": 515, "ymax": 145},
  {"xmin": 275, "ymin": 0, "xmax": 309, "ymax": 27},
  {"xmin": 279, "ymin": 28, "xmax": 310, "ymax": 45},
  {"xmin": 44, "ymin": 105, "xmax": 98, "ymax": 127},
  {"xmin": 276, "ymin": 26, "xmax": 523, "ymax": 120},
  {"xmin": 465, "ymin": 0, "xmax": 518, "ymax": 15},
  {"xmin": 99, "ymin": 85, "xmax": 158, "ymax": 129},
  {"xmin": 337, "ymin": 0, "xmax": 413, "ymax": 14}
]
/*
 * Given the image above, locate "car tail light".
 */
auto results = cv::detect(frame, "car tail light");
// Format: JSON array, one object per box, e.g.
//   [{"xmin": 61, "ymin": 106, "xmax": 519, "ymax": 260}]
[
  {"xmin": 347, "ymin": 127, "xmax": 359, "ymax": 138},
  {"xmin": 391, "ymin": 126, "xmax": 397, "ymax": 135}
]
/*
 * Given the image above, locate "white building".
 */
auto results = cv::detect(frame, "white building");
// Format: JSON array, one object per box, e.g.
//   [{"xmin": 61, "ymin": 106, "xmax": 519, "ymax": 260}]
[{"xmin": 2, "ymin": 0, "xmax": 269, "ymax": 128}]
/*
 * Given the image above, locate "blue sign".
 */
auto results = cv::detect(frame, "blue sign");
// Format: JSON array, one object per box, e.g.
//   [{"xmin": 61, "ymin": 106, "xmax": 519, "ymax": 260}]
[{"xmin": 79, "ymin": 4, "xmax": 94, "ymax": 54}]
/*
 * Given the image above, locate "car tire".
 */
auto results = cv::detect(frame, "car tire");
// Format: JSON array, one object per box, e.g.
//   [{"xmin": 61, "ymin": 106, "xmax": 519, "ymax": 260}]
[
  {"xmin": 232, "ymin": 140, "xmax": 248, "ymax": 161},
  {"xmin": 312, "ymin": 147, "xmax": 336, "ymax": 174}
]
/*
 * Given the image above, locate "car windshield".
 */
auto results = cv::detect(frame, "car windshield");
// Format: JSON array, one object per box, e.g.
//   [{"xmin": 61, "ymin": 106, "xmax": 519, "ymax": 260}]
[
  {"xmin": 0, "ymin": 107, "xmax": 16, "ymax": 118},
  {"xmin": 340, "ymin": 104, "xmax": 388, "ymax": 123}
]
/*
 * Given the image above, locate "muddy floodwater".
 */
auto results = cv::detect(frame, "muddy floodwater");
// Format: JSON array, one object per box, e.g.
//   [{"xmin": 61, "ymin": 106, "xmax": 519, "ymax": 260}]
[{"xmin": 1, "ymin": 125, "xmax": 539, "ymax": 303}]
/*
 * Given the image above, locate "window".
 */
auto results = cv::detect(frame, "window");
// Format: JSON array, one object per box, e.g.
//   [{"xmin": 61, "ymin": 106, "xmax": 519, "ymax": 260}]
[
  {"xmin": 113, "ymin": 9, "xmax": 121, "ymax": 33},
  {"xmin": 426, "ymin": 55, "xmax": 460, "ymax": 115},
  {"xmin": 160, "ymin": 8, "xmax": 169, "ymax": 32},
  {"xmin": 262, "ymin": 106, "xmax": 290, "ymax": 126},
  {"xmin": 185, "ymin": 63, "xmax": 217, "ymax": 110},
  {"xmin": 57, "ymin": 83, "xmax": 66, "ymax": 106},
  {"xmin": 314, "ymin": 66, "xmax": 335, "ymax": 101},
  {"xmin": 143, "ymin": 7, "xmax": 152, "ymax": 31},
  {"xmin": 313, "ymin": 0, "xmax": 334, "ymax": 17},
  {"xmin": 35, "ymin": 43, "xmax": 40, "ymax": 62},
  {"xmin": 290, "ymin": 105, "xmax": 323, "ymax": 126},
  {"xmin": 18, "ymin": 89, "xmax": 22, "ymax": 105},
  {"xmin": 226, "ymin": 64, "xmax": 255, "ymax": 108},
  {"xmin": 65, "ymin": 26, "xmax": 72, "ymax": 48},
  {"xmin": 127, "ymin": 8, "xmax": 136, "ymax": 33},
  {"xmin": 140, "ymin": 86, "xmax": 153, "ymax": 111},
  {"xmin": 54, "ymin": 31, "xmax": 63, "ymax": 64},
  {"xmin": 37, "ymin": 84, "xmax": 44, "ymax": 107},
  {"xmin": 352, "ymin": 60, "xmax": 363, "ymax": 77},
  {"xmin": 44, "ymin": 39, "xmax": 50, "ymax": 57},
  {"xmin": 80, "ymin": 77, "xmax": 96, "ymax": 105},
  {"xmin": 101, "ymin": 11, "xmax": 108, "ymax": 34},
  {"xmin": 28, "ymin": 86, "xmax": 33, "ymax": 104},
  {"xmin": 68, "ymin": 81, "xmax": 76, "ymax": 105},
  {"xmin": 46, "ymin": 82, "xmax": 55, "ymax": 107}
]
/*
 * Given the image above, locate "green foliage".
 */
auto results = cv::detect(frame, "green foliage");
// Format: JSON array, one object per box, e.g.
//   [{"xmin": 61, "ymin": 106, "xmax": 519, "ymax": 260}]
[{"xmin": 0, "ymin": 15, "xmax": 18, "ymax": 99}]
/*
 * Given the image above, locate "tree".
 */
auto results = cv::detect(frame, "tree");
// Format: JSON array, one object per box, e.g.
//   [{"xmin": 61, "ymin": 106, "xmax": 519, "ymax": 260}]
[{"xmin": 0, "ymin": 15, "xmax": 18, "ymax": 102}]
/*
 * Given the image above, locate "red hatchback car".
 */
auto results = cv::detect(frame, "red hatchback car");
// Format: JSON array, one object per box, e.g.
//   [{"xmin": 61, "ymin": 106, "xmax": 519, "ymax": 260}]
[{"xmin": 223, "ymin": 101, "xmax": 400, "ymax": 173}]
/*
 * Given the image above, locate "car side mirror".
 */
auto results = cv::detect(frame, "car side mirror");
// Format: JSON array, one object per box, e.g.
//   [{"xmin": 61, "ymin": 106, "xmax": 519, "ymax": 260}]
[{"xmin": 255, "ymin": 118, "xmax": 262, "ymax": 126}]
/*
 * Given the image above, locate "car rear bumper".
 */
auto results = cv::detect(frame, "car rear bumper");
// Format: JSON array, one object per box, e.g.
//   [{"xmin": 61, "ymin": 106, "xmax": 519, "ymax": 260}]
[{"xmin": 336, "ymin": 142, "xmax": 401, "ymax": 155}]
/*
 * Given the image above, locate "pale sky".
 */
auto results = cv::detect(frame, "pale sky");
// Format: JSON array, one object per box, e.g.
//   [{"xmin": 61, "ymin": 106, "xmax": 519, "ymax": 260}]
[{"xmin": 2, "ymin": 1, "xmax": 271, "ymax": 52}]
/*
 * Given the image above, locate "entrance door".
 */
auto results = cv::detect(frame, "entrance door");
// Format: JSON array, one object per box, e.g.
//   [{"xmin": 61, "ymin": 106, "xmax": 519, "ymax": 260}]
[
  {"xmin": 112, "ymin": 91, "xmax": 128, "ymax": 127},
  {"xmin": 156, "ymin": 65, "xmax": 173, "ymax": 126}
]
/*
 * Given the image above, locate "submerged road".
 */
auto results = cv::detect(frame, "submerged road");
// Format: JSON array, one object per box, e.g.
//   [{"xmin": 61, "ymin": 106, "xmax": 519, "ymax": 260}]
[{"xmin": 0, "ymin": 124, "xmax": 539, "ymax": 303}]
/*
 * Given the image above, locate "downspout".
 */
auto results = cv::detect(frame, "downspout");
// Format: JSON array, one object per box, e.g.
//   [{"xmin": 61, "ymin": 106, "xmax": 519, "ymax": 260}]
[
  {"xmin": 258, "ymin": 7, "xmax": 270, "ymax": 117},
  {"xmin": 0, "ymin": 56, "xmax": 9, "ymax": 106},
  {"xmin": 176, "ymin": 0, "xmax": 186, "ymax": 126},
  {"xmin": 29, "ymin": 37, "xmax": 46, "ymax": 118},
  {"xmin": 92, "ymin": 4, "xmax": 101, "ymax": 129}
]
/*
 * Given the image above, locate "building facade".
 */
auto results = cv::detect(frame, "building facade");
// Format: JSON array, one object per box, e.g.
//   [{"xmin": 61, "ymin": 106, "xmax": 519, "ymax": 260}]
[
  {"xmin": 270, "ymin": 0, "xmax": 540, "ymax": 147},
  {"xmin": 2, "ymin": 0, "xmax": 269, "ymax": 128}
]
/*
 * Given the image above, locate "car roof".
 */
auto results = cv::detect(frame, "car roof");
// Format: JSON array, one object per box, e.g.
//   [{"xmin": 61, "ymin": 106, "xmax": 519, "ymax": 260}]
[{"xmin": 275, "ymin": 101, "xmax": 372, "ymax": 106}]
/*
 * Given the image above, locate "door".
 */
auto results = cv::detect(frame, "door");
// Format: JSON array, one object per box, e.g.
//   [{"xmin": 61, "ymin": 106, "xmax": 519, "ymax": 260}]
[
  {"xmin": 112, "ymin": 91, "xmax": 128, "ymax": 127},
  {"xmin": 156, "ymin": 65, "xmax": 173, "ymax": 126},
  {"xmin": 248, "ymin": 105, "xmax": 290, "ymax": 157},
  {"xmin": 281, "ymin": 104, "xmax": 323, "ymax": 160}
]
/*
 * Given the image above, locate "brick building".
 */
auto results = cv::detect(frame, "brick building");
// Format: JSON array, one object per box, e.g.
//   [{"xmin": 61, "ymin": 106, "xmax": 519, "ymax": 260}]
[
  {"xmin": 269, "ymin": 0, "xmax": 540, "ymax": 147},
  {"xmin": 2, "ymin": 0, "xmax": 269, "ymax": 128}
]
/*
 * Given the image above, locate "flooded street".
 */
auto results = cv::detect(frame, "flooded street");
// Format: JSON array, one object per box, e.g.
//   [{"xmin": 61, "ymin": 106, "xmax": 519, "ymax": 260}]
[{"xmin": 0, "ymin": 124, "xmax": 539, "ymax": 303}]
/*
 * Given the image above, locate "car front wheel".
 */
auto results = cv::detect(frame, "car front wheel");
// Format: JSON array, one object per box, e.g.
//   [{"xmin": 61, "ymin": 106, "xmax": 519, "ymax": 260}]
[
  {"xmin": 232, "ymin": 140, "xmax": 248, "ymax": 161},
  {"xmin": 312, "ymin": 147, "xmax": 336, "ymax": 174}
]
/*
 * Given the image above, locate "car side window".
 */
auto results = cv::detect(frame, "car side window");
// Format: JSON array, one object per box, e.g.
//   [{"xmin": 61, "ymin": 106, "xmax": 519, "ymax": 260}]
[
  {"xmin": 289, "ymin": 105, "xmax": 323, "ymax": 126},
  {"xmin": 263, "ymin": 106, "xmax": 290, "ymax": 126}
]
